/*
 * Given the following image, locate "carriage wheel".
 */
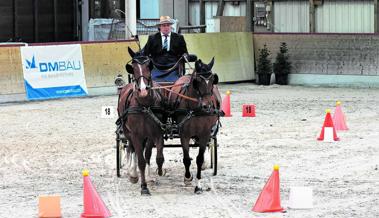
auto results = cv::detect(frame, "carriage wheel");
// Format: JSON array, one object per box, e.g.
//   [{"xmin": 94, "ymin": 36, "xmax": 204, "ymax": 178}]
[
  {"xmin": 116, "ymin": 133, "xmax": 122, "ymax": 177},
  {"xmin": 210, "ymin": 137, "xmax": 218, "ymax": 176},
  {"xmin": 116, "ymin": 133, "xmax": 127, "ymax": 177}
]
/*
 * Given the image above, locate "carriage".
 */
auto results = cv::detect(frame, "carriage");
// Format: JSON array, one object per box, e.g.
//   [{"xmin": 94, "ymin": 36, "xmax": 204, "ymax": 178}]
[
  {"xmin": 114, "ymin": 47, "xmax": 222, "ymax": 194},
  {"xmin": 115, "ymin": 53, "xmax": 220, "ymax": 177}
]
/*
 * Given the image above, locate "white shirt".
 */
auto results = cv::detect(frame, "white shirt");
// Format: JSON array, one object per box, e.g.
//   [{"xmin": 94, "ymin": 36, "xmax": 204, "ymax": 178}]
[{"xmin": 161, "ymin": 32, "xmax": 171, "ymax": 51}]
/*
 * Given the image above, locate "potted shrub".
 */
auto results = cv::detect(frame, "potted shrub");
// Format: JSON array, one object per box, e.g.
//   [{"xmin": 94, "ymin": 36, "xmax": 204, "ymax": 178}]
[
  {"xmin": 273, "ymin": 42, "xmax": 292, "ymax": 85},
  {"xmin": 257, "ymin": 44, "xmax": 272, "ymax": 85}
]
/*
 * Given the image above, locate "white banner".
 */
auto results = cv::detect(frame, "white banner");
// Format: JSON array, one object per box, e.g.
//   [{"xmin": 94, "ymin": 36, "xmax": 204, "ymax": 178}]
[{"xmin": 20, "ymin": 44, "xmax": 88, "ymax": 100}]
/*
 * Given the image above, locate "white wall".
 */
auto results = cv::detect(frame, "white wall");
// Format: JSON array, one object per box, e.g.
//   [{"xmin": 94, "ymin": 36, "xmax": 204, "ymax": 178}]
[
  {"xmin": 274, "ymin": 0, "xmax": 310, "ymax": 32},
  {"xmin": 189, "ymin": 2, "xmax": 246, "ymax": 26},
  {"xmin": 316, "ymin": 0, "xmax": 374, "ymax": 33}
]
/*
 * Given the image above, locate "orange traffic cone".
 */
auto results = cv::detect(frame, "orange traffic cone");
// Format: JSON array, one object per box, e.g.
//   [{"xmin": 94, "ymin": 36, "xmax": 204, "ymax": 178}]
[
  {"xmin": 333, "ymin": 101, "xmax": 348, "ymax": 131},
  {"xmin": 221, "ymin": 90, "xmax": 232, "ymax": 117},
  {"xmin": 318, "ymin": 109, "xmax": 339, "ymax": 142},
  {"xmin": 252, "ymin": 165, "xmax": 284, "ymax": 213},
  {"xmin": 81, "ymin": 170, "xmax": 111, "ymax": 218}
]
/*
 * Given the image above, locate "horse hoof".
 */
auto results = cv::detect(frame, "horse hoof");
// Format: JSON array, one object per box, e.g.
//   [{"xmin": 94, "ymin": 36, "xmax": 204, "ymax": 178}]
[
  {"xmin": 141, "ymin": 188, "xmax": 151, "ymax": 196},
  {"xmin": 184, "ymin": 174, "xmax": 193, "ymax": 186},
  {"xmin": 201, "ymin": 161, "xmax": 208, "ymax": 170},
  {"xmin": 128, "ymin": 176, "xmax": 139, "ymax": 184},
  {"xmin": 194, "ymin": 186, "xmax": 203, "ymax": 194},
  {"xmin": 156, "ymin": 168, "xmax": 167, "ymax": 176}
]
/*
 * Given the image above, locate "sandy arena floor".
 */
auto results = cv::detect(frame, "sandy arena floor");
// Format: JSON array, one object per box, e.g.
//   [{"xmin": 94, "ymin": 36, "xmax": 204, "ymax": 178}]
[{"xmin": 0, "ymin": 83, "xmax": 378, "ymax": 218}]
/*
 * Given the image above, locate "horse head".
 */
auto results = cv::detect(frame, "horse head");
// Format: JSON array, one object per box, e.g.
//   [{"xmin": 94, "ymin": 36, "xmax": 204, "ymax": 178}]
[
  {"xmin": 191, "ymin": 58, "xmax": 219, "ymax": 109},
  {"xmin": 125, "ymin": 47, "xmax": 153, "ymax": 98},
  {"xmin": 193, "ymin": 57, "xmax": 218, "ymax": 96}
]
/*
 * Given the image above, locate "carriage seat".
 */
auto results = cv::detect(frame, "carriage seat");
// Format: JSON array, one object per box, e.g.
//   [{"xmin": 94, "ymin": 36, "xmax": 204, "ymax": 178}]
[{"xmin": 151, "ymin": 54, "xmax": 197, "ymax": 83}]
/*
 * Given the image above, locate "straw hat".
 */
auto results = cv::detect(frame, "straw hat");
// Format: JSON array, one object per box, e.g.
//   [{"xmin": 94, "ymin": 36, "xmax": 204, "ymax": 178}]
[{"xmin": 158, "ymin": 16, "xmax": 174, "ymax": 25}]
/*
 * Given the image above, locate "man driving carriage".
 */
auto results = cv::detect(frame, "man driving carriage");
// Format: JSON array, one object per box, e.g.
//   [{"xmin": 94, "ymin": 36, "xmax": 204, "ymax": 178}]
[
  {"xmin": 142, "ymin": 16, "xmax": 189, "ymax": 82},
  {"xmin": 115, "ymin": 20, "xmax": 224, "ymax": 193}
]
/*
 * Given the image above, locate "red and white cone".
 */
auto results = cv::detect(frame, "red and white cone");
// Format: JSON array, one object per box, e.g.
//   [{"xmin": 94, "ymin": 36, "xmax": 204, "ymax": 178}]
[{"xmin": 318, "ymin": 109, "xmax": 339, "ymax": 142}]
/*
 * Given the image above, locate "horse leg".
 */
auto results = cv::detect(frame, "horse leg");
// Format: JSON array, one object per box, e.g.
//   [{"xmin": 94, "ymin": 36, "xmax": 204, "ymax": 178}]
[
  {"xmin": 128, "ymin": 151, "xmax": 139, "ymax": 184},
  {"xmin": 125, "ymin": 142, "xmax": 133, "ymax": 176},
  {"xmin": 181, "ymin": 137, "xmax": 193, "ymax": 185},
  {"xmin": 135, "ymin": 142, "xmax": 150, "ymax": 195},
  {"xmin": 193, "ymin": 139, "xmax": 209, "ymax": 171},
  {"xmin": 194, "ymin": 139, "xmax": 207, "ymax": 194},
  {"xmin": 125, "ymin": 151, "xmax": 131, "ymax": 176},
  {"xmin": 156, "ymin": 138, "xmax": 165, "ymax": 176},
  {"xmin": 144, "ymin": 140, "xmax": 155, "ymax": 182}
]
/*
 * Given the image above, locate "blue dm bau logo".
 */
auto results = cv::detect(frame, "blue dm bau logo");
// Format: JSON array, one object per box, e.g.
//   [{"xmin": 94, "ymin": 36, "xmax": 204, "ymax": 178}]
[
  {"xmin": 25, "ymin": 55, "xmax": 82, "ymax": 72},
  {"xmin": 25, "ymin": 56, "xmax": 37, "ymax": 69}
]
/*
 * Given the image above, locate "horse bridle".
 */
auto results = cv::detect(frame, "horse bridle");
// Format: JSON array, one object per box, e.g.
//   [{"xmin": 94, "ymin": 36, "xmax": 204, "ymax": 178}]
[
  {"xmin": 130, "ymin": 56, "xmax": 152, "ymax": 90},
  {"xmin": 193, "ymin": 72, "xmax": 214, "ymax": 98}
]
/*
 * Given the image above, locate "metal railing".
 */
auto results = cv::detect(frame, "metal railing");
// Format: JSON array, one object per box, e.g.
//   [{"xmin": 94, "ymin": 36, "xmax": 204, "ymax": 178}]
[
  {"xmin": 105, "ymin": 18, "xmax": 207, "ymax": 41},
  {"xmin": 107, "ymin": 19, "xmax": 159, "ymax": 39},
  {"xmin": 137, "ymin": 19, "xmax": 160, "ymax": 35}
]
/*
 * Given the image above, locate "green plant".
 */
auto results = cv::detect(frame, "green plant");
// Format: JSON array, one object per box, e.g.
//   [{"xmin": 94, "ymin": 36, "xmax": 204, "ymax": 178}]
[
  {"xmin": 273, "ymin": 42, "xmax": 291, "ymax": 75},
  {"xmin": 257, "ymin": 44, "xmax": 272, "ymax": 75},
  {"xmin": 273, "ymin": 42, "xmax": 292, "ymax": 85},
  {"xmin": 256, "ymin": 44, "xmax": 272, "ymax": 85}
]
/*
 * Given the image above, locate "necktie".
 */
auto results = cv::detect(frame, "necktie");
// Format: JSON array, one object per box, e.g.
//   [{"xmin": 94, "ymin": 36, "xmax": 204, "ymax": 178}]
[{"xmin": 163, "ymin": 35, "xmax": 168, "ymax": 51}]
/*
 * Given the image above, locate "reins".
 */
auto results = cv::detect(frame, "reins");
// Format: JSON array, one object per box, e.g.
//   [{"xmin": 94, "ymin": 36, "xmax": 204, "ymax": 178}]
[
  {"xmin": 152, "ymin": 56, "xmax": 184, "ymax": 74},
  {"xmin": 151, "ymin": 82, "xmax": 198, "ymax": 103},
  {"xmin": 164, "ymin": 85, "xmax": 199, "ymax": 103},
  {"xmin": 127, "ymin": 55, "xmax": 213, "ymax": 104}
]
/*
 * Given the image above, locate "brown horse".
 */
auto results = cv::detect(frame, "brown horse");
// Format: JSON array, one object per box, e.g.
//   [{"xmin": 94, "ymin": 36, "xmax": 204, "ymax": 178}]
[
  {"xmin": 168, "ymin": 58, "xmax": 221, "ymax": 194},
  {"xmin": 117, "ymin": 47, "xmax": 165, "ymax": 195}
]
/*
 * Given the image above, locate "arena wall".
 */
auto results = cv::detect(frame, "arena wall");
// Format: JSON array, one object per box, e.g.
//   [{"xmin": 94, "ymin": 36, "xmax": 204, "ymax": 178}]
[
  {"xmin": 139, "ymin": 32, "xmax": 255, "ymax": 82},
  {"xmin": 0, "ymin": 32, "xmax": 255, "ymax": 95},
  {"xmin": 253, "ymin": 33, "xmax": 379, "ymax": 87},
  {"xmin": 2, "ymin": 32, "xmax": 379, "ymax": 96},
  {"xmin": 0, "ymin": 41, "xmax": 139, "ymax": 95},
  {"xmin": 81, "ymin": 41, "xmax": 139, "ymax": 88},
  {"xmin": 0, "ymin": 46, "xmax": 24, "ymax": 94}
]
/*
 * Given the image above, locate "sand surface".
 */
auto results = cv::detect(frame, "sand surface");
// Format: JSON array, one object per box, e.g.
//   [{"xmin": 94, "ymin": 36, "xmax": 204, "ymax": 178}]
[{"xmin": 0, "ymin": 83, "xmax": 378, "ymax": 218}]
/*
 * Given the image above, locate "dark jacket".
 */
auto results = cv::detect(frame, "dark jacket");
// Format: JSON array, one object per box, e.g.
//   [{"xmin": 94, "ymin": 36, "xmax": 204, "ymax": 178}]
[{"xmin": 143, "ymin": 32, "xmax": 188, "ymax": 69}]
